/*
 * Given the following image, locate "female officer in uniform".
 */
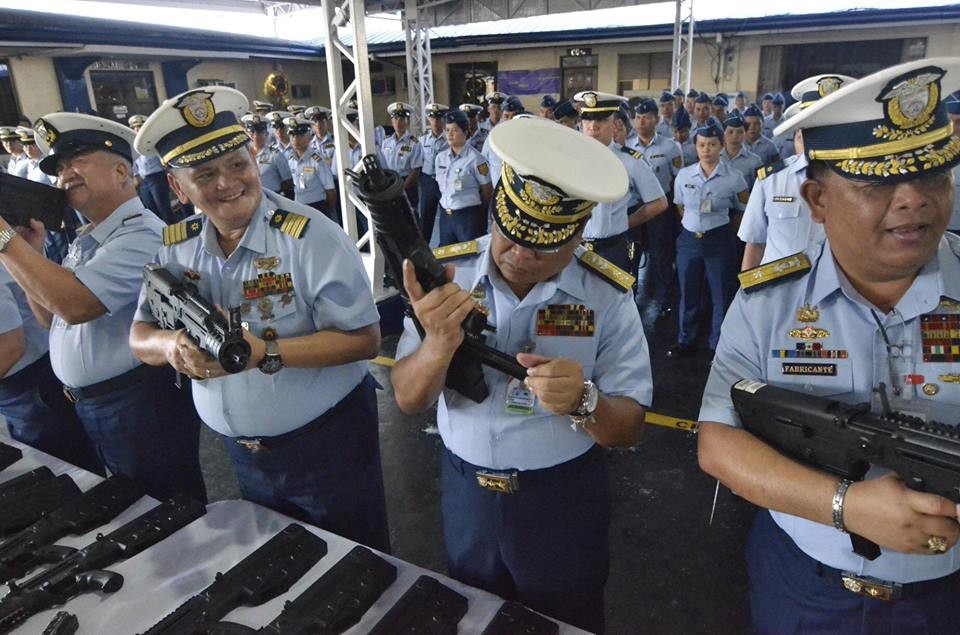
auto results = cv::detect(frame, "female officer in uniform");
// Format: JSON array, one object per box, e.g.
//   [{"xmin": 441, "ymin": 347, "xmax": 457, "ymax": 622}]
[{"xmin": 434, "ymin": 109, "xmax": 493, "ymax": 246}]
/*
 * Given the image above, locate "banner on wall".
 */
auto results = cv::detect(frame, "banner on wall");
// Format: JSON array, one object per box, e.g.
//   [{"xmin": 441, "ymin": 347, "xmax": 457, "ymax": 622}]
[{"xmin": 497, "ymin": 68, "xmax": 561, "ymax": 95}]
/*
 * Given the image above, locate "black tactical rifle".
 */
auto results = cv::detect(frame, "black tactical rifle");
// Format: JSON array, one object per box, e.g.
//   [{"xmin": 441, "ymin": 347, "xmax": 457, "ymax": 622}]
[
  {"xmin": 0, "ymin": 494, "xmax": 205, "ymax": 633},
  {"xmin": 367, "ymin": 575, "xmax": 468, "ymax": 634},
  {"xmin": 0, "ymin": 466, "xmax": 53, "ymax": 498},
  {"xmin": 0, "ymin": 443, "xmax": 21, "ymax": 473},
  {"xmin": 348, "ymin": 154, "xmax": 526, "ymax": 403},
  {"xmin": 0, "ymin": 173, "xmax": 65, "ymax": 231},
  {"xmin": 141, "ymin": 523, "xmax": 327, "ymax": 635},
  {"xmin": 731, "ymin": 379, "xmax": 960, "ymax": 560},
  {"xmin": 0, "ymin": 475, "xmax": 145, "ymax": 583},
  {"xmin": 481, "ymin": 602, "xmax": 559, "ymax": 635},
  {"xmin": 0, "ymin": 473, "xmax": 81, "ymax": 537},
  {"xmin": 143, "ymin": 264, "xmax": 251, "ymax": 377}
]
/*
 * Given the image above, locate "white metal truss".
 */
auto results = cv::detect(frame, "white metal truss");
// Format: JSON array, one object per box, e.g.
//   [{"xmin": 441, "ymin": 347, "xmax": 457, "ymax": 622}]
[
  {"xmin": 671, "ymin": 0, "xmax": 694, "ymax": 92},
  {"xmin": 320, "ymin": 0, "xmax": 390, "ymax": 299},
  {"xmin": 403, "ymin": 0, "xmax": 435, "ymax": 136}
]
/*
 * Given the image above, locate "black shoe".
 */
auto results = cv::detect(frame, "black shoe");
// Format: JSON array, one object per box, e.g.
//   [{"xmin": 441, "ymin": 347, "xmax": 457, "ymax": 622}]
[{"xmin": 667, "ymin": 343, "xmax": 695, "ymax": 358}]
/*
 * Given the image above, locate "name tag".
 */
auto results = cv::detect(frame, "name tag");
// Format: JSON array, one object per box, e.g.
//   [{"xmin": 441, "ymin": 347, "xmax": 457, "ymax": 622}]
[
  {"xmin": 781, "ymin": 363, "xmax": 837, "ymax": 376},
  {"xmin": 773, "ymin": 196, "xmax": 795, "ymax": 203},
  {"xmin": 303, "ymin": 167, "xmax": 315, "ymax": 174}
]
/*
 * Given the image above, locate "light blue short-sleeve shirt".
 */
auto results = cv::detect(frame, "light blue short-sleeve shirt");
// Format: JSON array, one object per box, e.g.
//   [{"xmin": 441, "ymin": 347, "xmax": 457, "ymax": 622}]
[
  {"xmin": 395, "ymin": 235, "xmax": 653, "ymax": 471},
  {"xmin": 720, "ymin": 146, "xmax": 763, "ymax": 190},
  {"xmin": 379, "ymin": 132, "xmax": 423, "ymax": 177},
  {"xmin": 673, "ymin": 161, "xmax": 749, "ymax": 233},
  {"xmin": 700, "ymin": 237, "xmax": 960, "ymax": 583},
  {"xmin": 256, "ymin": 144, "xmax": 293, "ymax": 193},
  {"xmin": 134, "ymin": 153, "xmax": 164, "ymax": 178},
  {"xmin": 419, "ymin": 131, "xmax": 448, "ymax": 177},
  {"xmin": 435, "ymin": 145, "xmax": 491, "ymax": 210},
  {"xmin": 630, "ymin": 134, "xmax": 683, "ymax": 194},
  {"xmin": 288, "ymin": 149, "xmax": 335, "ymax": 206},
  {"xmin": 134, "ymin": 190, "xmax": 379, "ymax": 438},
  {"xmin": 0, "ymin": 265, "xmax": 49, "ymax": 378},
  {"xmin": 745, "ymin": 135, "xmax": 781, "ymax": 166},
  {"xmin": 51, "ymin": 197, "xmax": 164, "ymax": 387},
  {"xmin": 583, "ymin": 142, "xmax": 665, "ymax": 240}
]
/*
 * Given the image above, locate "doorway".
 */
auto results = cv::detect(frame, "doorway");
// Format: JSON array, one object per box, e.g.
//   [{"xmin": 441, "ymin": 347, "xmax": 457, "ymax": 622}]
[{"xmin": 90, "ymin": 70, "xmax": 159, "ymax": 121}]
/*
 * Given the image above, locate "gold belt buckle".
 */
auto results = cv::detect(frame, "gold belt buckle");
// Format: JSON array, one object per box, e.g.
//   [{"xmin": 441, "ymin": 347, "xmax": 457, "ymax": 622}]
[
  {"xmin": 695, "ymin": 231, "xmax": 705, "ymax": 239},
  {"xmin": 840, "ymin": 572, "xmax": 901, "ymax": 601},
  {"xmin": 582, "ymin": 241, "xmax": 595, "ymax": 251},
  {"xmin": 476, "ymin": 470, "xmax": 519, "ymax": 494},
  {"xmin": 236, "ymin": 438, "xmax": 267, "ymax": 452},
  {"xmin": 445, "ymin": 208, "xmax": 453, "ymax": 215}
]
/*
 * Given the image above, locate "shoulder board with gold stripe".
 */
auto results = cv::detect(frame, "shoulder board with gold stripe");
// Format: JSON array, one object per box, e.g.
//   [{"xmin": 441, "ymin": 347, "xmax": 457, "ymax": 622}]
[
  {"xmin": 311, "ymin": 152, "xmax": 322, "ymax": 162},
  {"xmin": 737, "ymin": 252, "xmax": 811, "ymax": 293},
  {"xmin": 432, "ymin": 240, "xmax": 478, "ymax": 261},
  {"xmin": 620, "ymin": 146, "xmax": 644, "ymax": 160},
  {"xmin": 756, "ymin": 160, "xmax": 785, "ymax": 181},
  {"xmin": 162, "ymin": 215, "xmax": 203, "ymax": 246},
  {"xmin": 269, "ymin": 209, "xmax": 310, "ymax": 239},
  {"xmin": 575, "ymin": 246, "xmax": 635, "ymax": 293}
]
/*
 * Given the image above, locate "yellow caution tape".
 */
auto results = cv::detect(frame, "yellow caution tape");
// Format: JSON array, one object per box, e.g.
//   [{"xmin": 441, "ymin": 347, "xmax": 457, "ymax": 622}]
[
  {"xmin": 645, "ymin": 411, "xmax": 699, "ymax": 432},
  {"xmin": 371, "ymin": 356, "xmax": 396, "ymax": 368}
]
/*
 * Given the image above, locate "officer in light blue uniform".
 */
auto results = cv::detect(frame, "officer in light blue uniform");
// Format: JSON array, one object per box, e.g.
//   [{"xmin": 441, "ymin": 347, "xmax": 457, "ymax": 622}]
[
  {"xmin": 762, "ymin": 93, "xmax": 787, "ymax": 140},
  {"xmin": 538, "ymin": 94, "xmax": 557, "ymax": 119},
  {"xmin": 131, "ymin": 86, "xmax": 389, "ymax": 551},
  {"xmin": 1, "ymin": 112, "xmax": 206, "ymax": 500},
  {"xmin": 392, "ymin": 118, "xmax": 651, "ymax": 634},
  {"xmin": 242, "ymin": 113, "xmax": 294, "ymax": 199},
  {"xmin": 743, "ymin": 104, "xmax": 781, "ymax": 165},
  {"xmin": 480, "ymin": 91, "xmax": 507, "ymax": 132},
  {"xmin": 0, "ymin": 265, "xmax": 99, "ymax": 472},
  {"xmin": 739, "ymin": 74, "xmax": 855, "ymax": 270},
  {"xmin": 304, "ymin": 106, "xmax": 336, "ymax": 165},
  {"xmin": 657, "ymin": 90, "xmax": 676, "ymax": 138},
  {"xmin": 552, "ymin": 99, "xmax": 579, "ymax": 130},
  {"xmin": 673, "ymin": 107, "xmax": 698, "ymax": 166},
  {"xmin": 671, "ymin": 120, "xmax": 749, "ymax": 356},
  {"xmin": 685, "ymin": 89, "xmax": 700, "ymax": 116},
  {"xmin": 435, "ymin": 109, "xmax": 493, "ymax": 246},
  {"xmin": 379, "ymin": 101, "xmax": 424, "ymax": 210},
  {"xmin": 418, "ymin": 102, "xmax": 449, "ymax": 245},
  {"xmin": 129, "ymin": 114, "xmax": 176, "ymax": 224},
  {"xmin": 459, "ymin": 103, "xmax": 488, "ymax": 151},
  {"xmin": 265, "ymin": 110, "xmax": 293, "ymax": 158},
  {"xmin": 285, "ymin": 116, "xmax": 337, "ymax": 221},
  {"xmin": 699, "ymin": 58, "xmax": 960, "ymax": 634},
  {"xmin": 711, "ymin": 94, "xmax": 729, "ymax": 122},
  {"xmin": 1, "ymin": 127, "xmax": 29, "ymax": 178},
  {"xmin": 719, "ymin": 114, "xmax": 763, "ymax": 189}
]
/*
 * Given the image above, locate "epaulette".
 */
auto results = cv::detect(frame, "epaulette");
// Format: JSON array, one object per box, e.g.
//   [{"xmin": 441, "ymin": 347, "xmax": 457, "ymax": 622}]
[
  {"xmin": 575, "ymin": 246, "xmax": 635, "ymax": 293},
  {"xmin": 269, "ymin": 209, "xmax": 310, "ymax": 239},
  {"xmin": 756, "ymin": 160, "xmax": 785, "ymax": 181},
  {"xmin": 432, "ymin": 240, "xmax": 478, "ymax": 261},
  {"xmin": 311, "ymin": 152, "xmax": 322, "ymax": 162},
  {"xmin": 620, "ymin": 146, "xmax": 644, "ymax": 161},
  {"xmin": 737, "ymin": 252, "xmax": 811, "ymax": 293},
  {"xmin": 163, "ymin": 215, "xmax": 203, "ymax": 246}
]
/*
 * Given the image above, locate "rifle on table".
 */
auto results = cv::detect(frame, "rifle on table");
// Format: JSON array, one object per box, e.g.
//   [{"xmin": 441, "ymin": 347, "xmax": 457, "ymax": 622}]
[
  {"xmin": 482, "ymin": 602, "xmax": 559, "ymax": 635},
  {"xmin": 143, "ymin": 264, "xmax": 252, "ymax": 380},
  {"xmin": 731, "ymin": 379, "xmax": 960, "ymax": 560},
  {"xmin": 0, "ymin": 173, "xmax": 65, "ymax": 231},
  {"xmin": 0, "ymin": 475, "xmax": 145, "ymax": 583},
  {"xmin": 140, "ymin": 523, "xmax": 327, "ymax": 635},
  {"xmin": 348, "ymin": 154, "xmax": 527, "ymax": 403},
  {"xmin": 0, "ymin": 443, "xmax": 21, "ymax": 473},
  {"xmin": 367, "ymin": 575, "xmax": 468, "ymax": 635},
  {"xmin": 0, "ymin": 494, "xmax": 205, "ymax": 633},
  {"xmin": 0, "ymin": 473, "xmax": 81, "ymax": 537},
  {"xmin": 0, "ymin": 466, "xmax": 53, "ymax": 498}
]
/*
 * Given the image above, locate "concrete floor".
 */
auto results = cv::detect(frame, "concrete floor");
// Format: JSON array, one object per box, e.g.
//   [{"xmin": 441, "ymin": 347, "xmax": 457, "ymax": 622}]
[{"xmin": 198, "ymin": 306, "xmax": 758, "ymax": 635}]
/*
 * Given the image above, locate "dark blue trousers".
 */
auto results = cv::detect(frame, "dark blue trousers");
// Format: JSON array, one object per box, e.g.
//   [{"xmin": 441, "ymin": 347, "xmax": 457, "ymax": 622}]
[
  {"xmin": 644, "ymin": 205, "xmax": 679, "ymax": 305},
  {"xmin": 74, "ymin": 365, "xmax": 206, "ymax": 502},
  {"xmin": 418, "ymin": 173, "xmax": 441, "ymax": 245},
  {"xmin": 747, "ymin": 511, "xmax": 960, "ymax": 635},
  {"xmin": 437, "ymin": 204, "xmax": 487, "ymax": 246},
  {"xmin": 676, "ymin": 225, "xmax": 738, "ymax": 349},
  {"xmin": 138, "ymin": 172, "xmax": 175, "ymax": 224},
  {"xmin": 441, "ymin": 445, "xmax": 609, "ymax": 634},
  {"xmin": 0, "ymin": 354, "xmax": 101, "ymax": 473},
  {"xmin": 220, "ymin": 374, "xmax": 390, "ymax": 553}
]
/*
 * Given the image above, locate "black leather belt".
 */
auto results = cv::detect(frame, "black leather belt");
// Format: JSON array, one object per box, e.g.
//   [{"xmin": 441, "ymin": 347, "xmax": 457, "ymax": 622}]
[
  {"xmin": 583, "ymin": 232, "xmax": 629, "ymax": 251},
  {"xmin": 63, "ymin": 364, "xmax": 156, "ymax": 404}
]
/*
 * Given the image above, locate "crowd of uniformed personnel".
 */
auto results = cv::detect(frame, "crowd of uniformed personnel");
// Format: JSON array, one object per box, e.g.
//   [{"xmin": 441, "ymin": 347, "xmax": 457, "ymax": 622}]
[{"xmin": 0, "ymin": 54, "xmax": 958, "ymax": 634}]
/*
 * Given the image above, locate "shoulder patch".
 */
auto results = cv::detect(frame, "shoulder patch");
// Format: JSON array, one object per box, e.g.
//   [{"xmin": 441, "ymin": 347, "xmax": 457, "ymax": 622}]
[
  {"xmin": 756, "ymin": 160, "xmax": 786, "ymax": 181},
  {"xmin": 477, "ymin": 162, "xmax": 489, "ymax": 176},
  {"xmin": 311, "ymin": 152, "xmax": 322, "ymax": 162},
  {"xmin": 737, "ymin": 190, "xmax": 750, "ymax": 205},
  {"xmin": 269, "ymin": 209, "xmax": 310, "ymax": 239},
  {"xmin": 620, "ymin": 146, "xmax": 644, "ymax": 160},
  {"xmin": 737, "ymin": 252, "xmax": 811, "ymax": 293},
  {"xmin": 432, "ymin": 240, "xmax": 478, "ymax": 261},
  {"xmin": 575, "ymin": 246, "xmax": 636, "ymax": 293},
  {"xmin": 162, "ymin": 215, "xmax": 203, "ymax": 246},
  {"xmin": 672, "ymin": 156, "xmax": 683, "ymax": 169}
]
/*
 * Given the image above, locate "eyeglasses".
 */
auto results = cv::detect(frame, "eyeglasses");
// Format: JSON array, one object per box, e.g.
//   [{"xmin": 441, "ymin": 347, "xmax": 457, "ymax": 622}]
[
  {"xmin": 870, "ymin": 308, "xmax": 910, "ymax": 411},
  {"xmin": 493, "ymin": 222, "xmax": 563, "ymax": 254}
]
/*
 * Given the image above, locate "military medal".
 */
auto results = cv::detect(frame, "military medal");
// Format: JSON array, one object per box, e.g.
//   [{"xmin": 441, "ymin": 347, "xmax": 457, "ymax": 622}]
[
  {"xmin": 787, "ymin": 325, "xmax": 830, "ymax": 340},
  {"xmin": 184, "ymin": 269, "xmax": 201, "ymax": 281},
  {"xmin": 257, "ymin": 297, "xmax": 274, "ymax": 321},
  {"xmin": 255, "ymin": 256, "xmax": 281, "ymax": 271},
  {"xmin": 796, "ymin": 304, "xmax": 819, "ymax": 323}
]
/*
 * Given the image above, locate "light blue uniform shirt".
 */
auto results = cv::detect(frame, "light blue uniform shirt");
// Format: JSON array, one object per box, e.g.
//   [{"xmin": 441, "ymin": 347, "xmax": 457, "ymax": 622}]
[
  {"xmin": 435, "ymin": 145, "xmax": 492, "ymax": 210},
  {"xmin": 950, "ymin": 164, "xmax": 960, "ymax": 231},
  {"xmin": 395, "ymin": 234, "xmax": 653, "ymax": 470},
  {"xmin": 50, "ymin": 197, "xmax": 164, "ymax": 387},
  {"xmin": 673, "ymin": 160, "xmax": 748, "ymax": 233},
  {"xmin": 745, "ymin": 135, "xmax": 781, "ymax": 165},
  {"xmin": 0, "ymin": 265, "xmax": 48, "ymax": 378},
  {"xmin": 656, "ymin": 118, "xmax": 673, "ymax": 138},
  {"xmin": 9, "ymin": 154, "xmax": 30, "ymax": 179},
  {"xmin": 629, "ymin": 133, "xmax": 683, "ymax": 194},
  {"xmin": 311, "ymin": 133, "xmax": 336, "ymax": 165},
  {"xmin": 330, "ymin": 144, "xmax": 362, "ymax": 175},
  {"xmin": 762, "ymin": 114, "xmax": 785, "ymax": 140},
  {"xmin": 288, "ymin": 148, "xmax": 335, "ymax": 206},
  {"xmin": 26, "ymin": 159, "xmax": 57, "ymax": 186},
  {"xmin": 467, "ymin": 127, "xmax": 488, "ymax": 153},
  {"xmin": 134, "ymin": 153, "xmax": 164, "ymax": 178},
  {"xmin": 256, "ymin": 144, "xmax": 293, "ymax": 193},
  {"xmin": 379, "ymin": 132, "xmax": 423, "ymax": 177},
  {"xmin": 419, "ymin": 131, "xmax": 448, "ymax": 177},
  {"xmin": 479, "ymin": 133, "xmax": 504, "ymax": 187},
  {"xmin": 680, "ymin": 138, "xmax": 698, "ymax": 167},
  {"xmin": 720, "ymin": 145, "xmax": 763, "ymax": 190},
  {"xmin": 133, "ymin": 189, "xmax": 379, "ymax": 437},
  {"xmin": 701, "ymin": 236, "xmax": 960, "ymax": 583},
  {"xmin": 738, "ymin": 154, "xmax": 824, "ymax": 264},
  {"xmin": 583, "ymin": 142, "xmax": 665, "ymax": 240}
]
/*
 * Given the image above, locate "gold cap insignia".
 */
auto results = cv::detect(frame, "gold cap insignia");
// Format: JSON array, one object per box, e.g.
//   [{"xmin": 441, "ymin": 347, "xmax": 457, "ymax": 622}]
[
  {"xmin": 176, "ymin": 91, "xmax": 217, "ymax": 128},
  {"xmin": 796, "ymin": 303, "xmax": 820, "ymax": 323},
  {"xmin": 583, "ymin": 92, "xmax": 598, "ymax": 108},
  {"xmin": 817, "ymin": 76, "xmax": 842, "ymax": 98},
  {"xmin": 880, "ymin": 69, "xmax": 942, "ymax": 131},
  {"xmin": 34, "ymin": 118, "xmax": 57, "ymax": 146}
]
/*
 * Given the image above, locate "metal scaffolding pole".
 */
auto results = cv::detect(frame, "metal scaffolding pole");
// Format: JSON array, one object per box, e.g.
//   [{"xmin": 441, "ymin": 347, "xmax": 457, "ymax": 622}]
[
  {"xmin": 671, "ymin": 0, "xmax": 694, "ymax": 92},
  {"xmin": 320, "ymin": 0, "xmax": 389, "ymax": 299},
  {"xmin": 403, "ymin": 0, "xmax": 434, "ymax": 135}
]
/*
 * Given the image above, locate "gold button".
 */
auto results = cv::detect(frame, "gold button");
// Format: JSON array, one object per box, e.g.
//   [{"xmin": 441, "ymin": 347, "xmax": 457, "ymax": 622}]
[{"xmin": 922, "ymin": 383, "xmax": 939, "ymax": 396}]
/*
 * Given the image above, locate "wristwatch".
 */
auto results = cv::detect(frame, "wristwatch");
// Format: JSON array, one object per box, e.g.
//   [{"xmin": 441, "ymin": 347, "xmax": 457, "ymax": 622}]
[
  {"xmin": 258, "ymin": 340, "xmax": 284, "ymax": 374},
  {"xmin": 0, "ymin": 227, "xmax": 17, "ymax": 253},
  {"xmin": 569, "ymin": 379, "xmax": 599, "ymax": 429}
]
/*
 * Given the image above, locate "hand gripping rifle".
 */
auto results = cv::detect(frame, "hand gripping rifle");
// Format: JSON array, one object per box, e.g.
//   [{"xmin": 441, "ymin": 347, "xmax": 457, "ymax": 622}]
[
  {"xmin": 731, "ymin": 379, "xmax": 960, "ymax": 560},
  {"xmin": 143, "ymin": 264, "xmax": 252, "ymax": 379},
  {"xmin": 348, "ymin": 155, "xmax": 526, "ymax": 403}
]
